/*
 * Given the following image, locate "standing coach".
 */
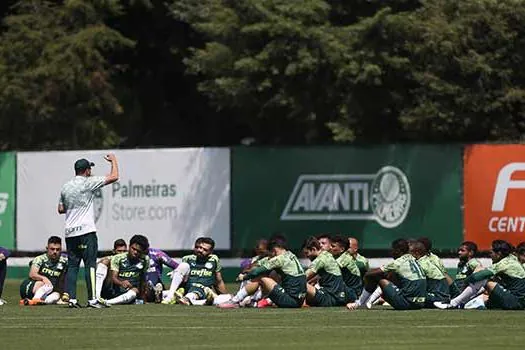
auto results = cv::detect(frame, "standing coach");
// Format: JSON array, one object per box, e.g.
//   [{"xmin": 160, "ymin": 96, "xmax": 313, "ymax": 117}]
[{"xmin": 58, "ymin": 154, "xmax": 119, "ymax": 308}]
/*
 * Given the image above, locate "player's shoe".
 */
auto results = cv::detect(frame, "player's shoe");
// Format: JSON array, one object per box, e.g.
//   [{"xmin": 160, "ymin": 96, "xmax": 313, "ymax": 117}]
[
  {"xmin": 173, "ymin": 290, "xmax": 191, "ymax": 306},
  {"xmin": 68, "ymin": 300, "xmax": 82, "ymax": 308},
  {"xmin": 433, "ymin": 301, "xmax": 458, "ymax": 309},
  {"xmin": 217, "ymin": 301, "xmax": 240, "ymax": 309},
  {"xmin": 154, "ymin": 283, "xmax": 164, "ymax": 304},
  {"xmin": 256, "ymin": 298, "xmax": 273, "ymax": 308},
  {"xmin": 203, "ymin": 287, "xmax": 218, "ymax": 305},
  {"xmin": 0, "ymin": 298, "xmax": 6, "ymax": 306},
  {"xmin": 20, "ymin": 298, "xmax": 45, "ymax": 306},
  {"xmin": 88, "ymin": 299, "xmax": 110, "ymax": 308},
  {"xmin": 161, "ymin": 298, "xmax": 177, "ymax": 305}
]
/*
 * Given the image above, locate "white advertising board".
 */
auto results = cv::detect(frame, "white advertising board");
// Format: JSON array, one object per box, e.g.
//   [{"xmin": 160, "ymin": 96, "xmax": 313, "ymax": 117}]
[{"xmin": 17, "ymin": 148, "xmax": 230, "ymax": 250}]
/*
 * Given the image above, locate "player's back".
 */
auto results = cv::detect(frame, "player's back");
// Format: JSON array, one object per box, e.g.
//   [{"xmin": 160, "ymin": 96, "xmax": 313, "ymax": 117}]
[
  {"xmin": 260, "ymin": 251, "xmax": 306, "ymax": 298},
  {"xmin": 336, "ymin": 252, "xmax": 362, "ymax": 295},
  {"xmin": 491, "ymin": 256, "xmax": 525, "ymax": 299},
  {"xmin": 60, "ymin": 175, "xmax": 105, "ymax": 237},
  {"xmin": 417, "ymin": 254, "xmax": 450, "ymax": 301},
  {"xmin": 384, "ymin": 254, "xmax": 426, "ymax": 300}
]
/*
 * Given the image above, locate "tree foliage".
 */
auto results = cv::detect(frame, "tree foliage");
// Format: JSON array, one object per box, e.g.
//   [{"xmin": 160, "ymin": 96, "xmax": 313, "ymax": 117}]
[{"xmin": 0, "ymin": 0, "xmax": 525, "ymax": 150}]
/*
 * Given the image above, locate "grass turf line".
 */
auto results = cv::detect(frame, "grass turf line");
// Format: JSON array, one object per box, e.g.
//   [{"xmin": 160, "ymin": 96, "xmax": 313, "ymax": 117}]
[{"xmin": 1, "ymin": 280, "xmax": 525, "ymax": 349}]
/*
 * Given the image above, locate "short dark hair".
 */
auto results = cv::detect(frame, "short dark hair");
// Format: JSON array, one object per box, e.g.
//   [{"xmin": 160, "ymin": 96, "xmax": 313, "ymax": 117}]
[
  {"xmin": 268, "ymin": 233, "xmax": 287, "ymax": 245},
  {"xmin": 130, "ymin": 234, "xmax": 149, "ymax": 251},
  {"xmin": 331, "ymin": 235, "xmax": 349, "ymax": 251},
  {"xmin": 517, "ymin": 242, "xmax": 525, "ymax": 255},
  {"xmin": 196, "ymin": 237, "xmax": 215, "ymax": 250},
  {"xmin": 48, "ymin": 236, "xmax": 62, "ymax": 245},
  {"xmin": 268, "ymin": 237, "xmax": 287, "ymax": 250},
  {"xmin": 461, "ymin": 241, "xmax": 478, "ymax": 255},
  {"xmin": 417, "ymin": 237, "xmax": 432, "ymax": 252},
  {"xmin": 492, "ymin": 240, "xmax": 512, "ymax": 258},
  {"xmin": 392, "ymin": 238, "xmax": 409, "ymax": 255},
  {"xmin": 316, "ymin": 234, "xmax": 332, "ymax": 242},
  {"xmin": 302, "ymin": 236, "xmax": 321, "ymax": 251},
  {"xmin": 113, "ymin": 239, "xmax": 127, "ymax": 249}
]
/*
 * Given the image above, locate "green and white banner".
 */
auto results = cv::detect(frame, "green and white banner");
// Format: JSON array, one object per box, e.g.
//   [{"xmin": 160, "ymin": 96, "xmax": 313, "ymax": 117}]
[
  {"xmin": 0, "ymin": 152, "xmax": 16, "ymax": 249},
  {"xmin": 17, "ymin": 148, "xmax": 230, "ymax": 251}
]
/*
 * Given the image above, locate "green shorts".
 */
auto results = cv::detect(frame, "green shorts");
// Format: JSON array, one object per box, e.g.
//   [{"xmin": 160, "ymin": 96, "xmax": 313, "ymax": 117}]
[
  {"xmin": 20, "ymin": 279, "xmax": 36, "ymax": 299},
  {"xmin": 382, "ymin": 283, "xmax": 424, "ymax": 310},
  {"xmin": 487, "ymin": 284, "xmax": 524, "ymax": 310},
  {"xmin": 185, "ymin": 283, "xmax": 207, "ymax": 299},
  {"xmin": 311, "ymin": 288, "xmax": 341, "ymax": 307},
  {"xmin": 268, "ymin": 284, "xmax": 304, "ymax": 308}
]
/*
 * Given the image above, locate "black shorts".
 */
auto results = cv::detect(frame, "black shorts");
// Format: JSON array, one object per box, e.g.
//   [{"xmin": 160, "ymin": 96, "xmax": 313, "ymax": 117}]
[{"xmin": 268, "ymin": 284, "xmax": 304, "ymax": 308}]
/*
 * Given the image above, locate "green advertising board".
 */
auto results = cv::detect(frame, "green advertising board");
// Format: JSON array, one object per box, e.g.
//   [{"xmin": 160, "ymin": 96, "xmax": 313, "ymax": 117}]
[
  {"xmin": 232, "ymin": 146, "xmax": 462, "ymax": 251},
  {"xmin": 0, "ymin": 152, "xmax": 15, "ymax": 249}
]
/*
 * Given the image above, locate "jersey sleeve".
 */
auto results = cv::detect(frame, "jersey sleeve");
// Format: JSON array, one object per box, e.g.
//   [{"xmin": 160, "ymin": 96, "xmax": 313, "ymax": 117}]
[
  {"xmin": 468, "ymin": 259, "xmax": 482, "ymax": 270},
  {"xmin": 143, "ymin": 256, "xmax": 150, "ymax": 275},
  {"xmin": 381, "ymin": 259, "xmax": 399, "ymax": 273},
  {"xmin": 58, "ymin": 191, "xmax": 65, "ymax": 206},
  {"xmin": 110, "ymin": 255, "xmax": 121, "ymax": 272},
  {"xmin": 32, "ymin": 255, "xmax": 45, "ymax": 269},
  {"xmin": 261, "ymin": 255, "xmax": 284, "ymax": 270},
  {"xmin": 159, "ymin": 251, "xmax": 179, "ymax": 269},
  {"xmin": 86, "ymin": 176, "xmax": 106, "ymax": 191},
  {"xmin": 308, "ymin": 255, "xmax": 324, "ymax": 274},
  {"xmin": 214, "ymin": 256, "xmax": 222, "ymax": 273}
]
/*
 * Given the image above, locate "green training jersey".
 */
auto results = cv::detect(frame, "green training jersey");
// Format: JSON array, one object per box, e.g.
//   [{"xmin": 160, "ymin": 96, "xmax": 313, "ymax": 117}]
[
  {"xmin": 353, "ymin": 253, "xmax": 369, "ymax": 277},
  {"xmin": 260, "ymin": 251, "xmax": 306, "ymax": 299},
  {"xmin": 382, "ymin": 254, "xmax": 426, "ymax": 302},
  {"xmin": 417, "ymin": 255, "xmax": 450, "ymax": 301},
  {"xmin": 488, "ymin": 256, "xmax": 525, "ymax": 299},
  {"xmin": 30, "ymin": 254, "xmax": 68, "ymax": 287},
  {"xmin": 110, "ymin": 253, "xmax": 149, "ymax": 288},
  {"xmin": 336, "ymin": 252, "xmax": 362, "ymax": 296},
  {"xmin": 455, "ymin": 258, "xmax": 481, "ymax": 291},
  {"xmin": 183, "ymin": 254, "xmax": 222, "ymax": 288},
  {"xmin": 307, "ymin": 251, "xmax": 347, "ymax": 301}
]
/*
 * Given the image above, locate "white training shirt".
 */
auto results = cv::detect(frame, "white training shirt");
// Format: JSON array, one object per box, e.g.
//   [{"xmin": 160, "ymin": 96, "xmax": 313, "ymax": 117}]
[{"xmin": 59, "ymin": 175, "xmax": 106, "ymax": 238}]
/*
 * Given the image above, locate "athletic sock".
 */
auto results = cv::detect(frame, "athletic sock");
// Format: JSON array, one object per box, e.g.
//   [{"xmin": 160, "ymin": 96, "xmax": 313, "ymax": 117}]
[
  {"xmin": 95, "ymin": 263, "xmax": 108, "ymax": 299},
  {"xmin": 367, "ymin": 287, "xmax": 383, "ymax": 305},
  {"xmin": 44, "ymin": 292, "xmax": 61, "ymax": 304},
  {"xmin": 450, "ymin": 280, "xmax": 487, "ymax": 307},
  {"xmin": 33, "ymin": 284, "xmax": 53, "ymax": 300},
  {"xmin": 231, "ymin": 287, "xmax": 249, "ymax": 303},
  {"xmin": 107, "ymin": 290, "xmax": 137, "ymax": 305},
  {"xmin": 356, "ymin": 288, "xmax": 372, "ymax": 306}
]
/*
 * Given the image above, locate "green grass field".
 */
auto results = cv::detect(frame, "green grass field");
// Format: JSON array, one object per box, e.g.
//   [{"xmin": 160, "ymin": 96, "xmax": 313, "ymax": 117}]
[{"xmin": 1, "ymin": 280, "xmax": 525, "ymax": 349}]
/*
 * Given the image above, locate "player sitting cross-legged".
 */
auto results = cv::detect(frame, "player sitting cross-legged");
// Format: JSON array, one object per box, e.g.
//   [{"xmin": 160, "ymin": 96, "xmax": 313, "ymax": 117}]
[
  {"xmin": 347, "ymin": 238, "xmax": 427, "ymax": 311},
  {"xmin": 303, "ymin": 236, "xmax": 354, "ymax": 307},
  {"xmin": 162, "ymin": 237, "xmax": 229, "ymax": 305},
  {"xmin": 95, "ymin": 239, "xmax": 127, "ymax": 300},
  {"xmin": 98, "ymin": 235, "xmax": 150, "ymax": 306},
  {"xmin": 218, "ymin": 238, "xmax": 306, "ymax": 309},
  {"xmin": 146, "ymin": 247, "xmax": 179, "ymax": 303},
  {"xmin": 20, "ymin": 236, "xmax": 68, "ymax": 306}
]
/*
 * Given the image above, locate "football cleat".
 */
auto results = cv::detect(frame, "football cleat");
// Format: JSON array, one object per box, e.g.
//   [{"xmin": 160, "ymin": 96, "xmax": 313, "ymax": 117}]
[
  {"xmin": 154, "ymin": 283, "xmax": 164, "ymax": 304},
  {"xmin": 173, "ymin": 290, "xmax": 191, "ymax": 306}
]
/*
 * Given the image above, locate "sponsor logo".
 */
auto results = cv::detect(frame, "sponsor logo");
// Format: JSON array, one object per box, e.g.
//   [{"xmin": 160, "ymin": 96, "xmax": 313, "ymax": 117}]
[
  {"xmin": 488, "ymin": 162, "xmax": 525, "ymax": 233},
  {"xmin": 281, "ymin": 166, "xmax": 410, "ymax": 228}
]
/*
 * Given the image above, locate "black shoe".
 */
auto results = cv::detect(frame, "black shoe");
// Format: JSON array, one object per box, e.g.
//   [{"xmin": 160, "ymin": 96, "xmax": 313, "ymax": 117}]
[{"xmin": 68, "ymin": 300, "xmax": 82, "ymax": 308}]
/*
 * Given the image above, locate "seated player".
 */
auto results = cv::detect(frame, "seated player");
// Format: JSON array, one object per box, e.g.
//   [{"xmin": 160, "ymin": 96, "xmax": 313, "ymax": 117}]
[
  {"xmin": 330, "ymin": 235, "xmax": 362, "ymax": 298},
  {"xmin": 218, "ymin": 238, "xmax": 306, "ymax": 309},
  {"xmin": 0, "ymin": 246, "xmax": 9, "ymax": 306},
  {"xmin": 348, "ymin": 237, "xmax": 369, "ymax": 278},
  {"xmin": 146, "ymin": 247, "xmax": 179, "ymax": 303},
  {"xmin": 95, "ymin": 239, "xmax": 127, "ymax": 300},
  {"xmin": 347, "ymin": 238, "xmax": 426, "ymax": 311},
  {"xmin": 99, "ymin": 235, "xmax": 150, "ymax": 306},
  {"xmin": 411, "ymin": 240, "xmax": 450, "ymax": 307},
  {"xmin": 516, "ymin": 242, "xmax": 525, "ymax": 268},
  {"xmin": 450, "ymin": 241, "xmax": 482, "ymax": 298},
  {"xmin": 303, "ymin": 237, "xmax": 352, "ymax": 307},
  {"xmin": 236, "ymin": 239, "xmax": 271, "ymax": 307},
  {"xmin": 162, "ymin": 237, "xmax": 228, "ymax": 305},
  {"xmin": 19, "ymin": 236, "xmax": 67, "ymax": 305},
  {"xmin": 435, "ymin": 240, "xmax": 525, "ymax": 310},
  {"xmin": 317, "ymin": 234, "xmax": 332, "ymax": 252}
]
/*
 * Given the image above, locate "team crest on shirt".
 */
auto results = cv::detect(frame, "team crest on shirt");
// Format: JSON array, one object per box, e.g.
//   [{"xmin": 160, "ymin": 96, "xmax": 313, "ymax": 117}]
[
  {"xmin": 136, "ymin": 262, "xmax": 144, "ymax": 269},
  {"xmin": 57, "ymin": 263, "xmax": 64, "ymax": 270},
  {"xmin": 93, "ymin": 189, "xmax": 103, "ymax": 223},
  {"xmin": 205, "ymin": 262, "xmax": 213, "ymax": 269}
]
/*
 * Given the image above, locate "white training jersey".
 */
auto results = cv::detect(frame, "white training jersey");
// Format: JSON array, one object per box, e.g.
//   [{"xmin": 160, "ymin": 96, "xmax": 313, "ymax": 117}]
[{"xmin": 59, "ymin": 175, "xmax": 106, "ymax": 238}]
